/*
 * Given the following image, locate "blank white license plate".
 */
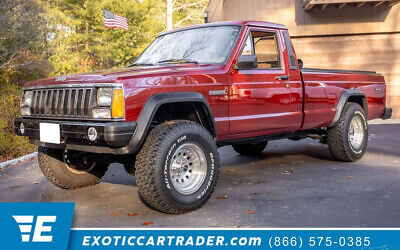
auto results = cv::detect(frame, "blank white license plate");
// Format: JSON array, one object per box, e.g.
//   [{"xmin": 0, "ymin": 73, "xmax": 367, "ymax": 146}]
[{"xmin": 40, "ymin": 123, "xmax": 60, "ymax": 144}]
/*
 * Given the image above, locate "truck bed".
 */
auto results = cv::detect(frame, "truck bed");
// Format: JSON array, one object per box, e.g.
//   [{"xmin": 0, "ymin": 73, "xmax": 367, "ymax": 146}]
[{"xmin": 299, "ymin": 68, "xmax": 386, "ymax": 130}]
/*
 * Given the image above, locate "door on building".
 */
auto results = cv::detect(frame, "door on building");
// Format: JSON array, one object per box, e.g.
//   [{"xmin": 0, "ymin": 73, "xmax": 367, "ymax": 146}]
[{"xmin": 229, "ymin": 28, "xmax": 292, "ymax": 136}]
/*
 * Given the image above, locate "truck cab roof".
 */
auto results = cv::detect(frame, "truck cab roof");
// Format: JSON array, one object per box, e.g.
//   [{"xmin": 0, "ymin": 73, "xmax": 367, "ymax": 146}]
[{"xmin": 159, "ymin": 21, "xmax": 287, "ymax": 36}]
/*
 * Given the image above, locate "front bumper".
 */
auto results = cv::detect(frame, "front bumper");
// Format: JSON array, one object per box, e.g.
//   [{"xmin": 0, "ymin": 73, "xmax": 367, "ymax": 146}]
[{"xmin": 13, "ymin": 118, "xmax": 136, "ymax": 153}]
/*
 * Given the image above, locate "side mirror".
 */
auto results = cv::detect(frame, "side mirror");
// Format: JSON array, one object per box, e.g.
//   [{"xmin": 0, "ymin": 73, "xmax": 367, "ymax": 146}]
[
  {"xmin": 235, "ymin": 55, "xmax": 258, "ymax": 70},
  {"xmin": 298, "ymin": 58, "xmax": 303, "ymax": 69}
]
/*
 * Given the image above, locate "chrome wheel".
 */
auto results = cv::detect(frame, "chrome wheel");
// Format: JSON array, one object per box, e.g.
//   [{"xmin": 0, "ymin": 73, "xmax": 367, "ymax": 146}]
[
  {"xmin": 169, "ymin": 143, "xmax": 207, "ymax": 195},
  {"xmin": 348, "ymin": 116, "xmax": 365, "ymax": 150}
]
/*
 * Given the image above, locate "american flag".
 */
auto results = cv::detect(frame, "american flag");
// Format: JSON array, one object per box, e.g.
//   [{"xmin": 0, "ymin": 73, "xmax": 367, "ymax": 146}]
[{"xmin": 103, "ymin": 9, "xmax": 128, "ymax": 31}]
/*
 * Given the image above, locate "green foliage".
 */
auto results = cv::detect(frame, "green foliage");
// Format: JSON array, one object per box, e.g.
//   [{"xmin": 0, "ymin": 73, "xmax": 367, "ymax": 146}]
[
  {"xmin": 0, "ymin": 83, "xmax": 36, "ymax": 162},
  {"xmin": 0, "ymin": 0, "xmax": 208, "ymax": 161},
  {"xmin": 44, "ymin": 0, "xmax": 208, "ymax": 75},
  {"xmin": 44, "ymin": 0, "xmax": 166, "ymax": 75},
  {"xmin": 171, "ymin": 0, "xmax": 208, "ymax": 29},
  {"xmin": 0, "ymin": 0, "xmax": 45, "ymax": 161},
  {"xmin": 0, "ymin": 0, "xmax": 50, "ymax": 85}
]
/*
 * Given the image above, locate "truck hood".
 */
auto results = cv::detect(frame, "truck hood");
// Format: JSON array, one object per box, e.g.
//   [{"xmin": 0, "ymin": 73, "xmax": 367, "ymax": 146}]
[{"xmin": 25, "ymin": 64, "xmax": 224, "ymax": 88}]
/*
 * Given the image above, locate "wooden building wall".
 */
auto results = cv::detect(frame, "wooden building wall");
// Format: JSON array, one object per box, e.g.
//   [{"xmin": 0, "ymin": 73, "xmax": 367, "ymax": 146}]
[
  {"xmin": 206, "ymin": 0, "xmax": 400, "ymax": 117},
  {"xmin": 206, "ymin": 0, "xmax": 400, "ymax": 36},
  {"xmin": 292, "ymin": 33, "xmax": 400, "ymax": 116}
]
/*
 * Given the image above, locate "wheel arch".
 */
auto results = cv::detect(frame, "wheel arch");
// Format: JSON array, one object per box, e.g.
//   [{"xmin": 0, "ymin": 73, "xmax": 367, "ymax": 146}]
[
  {"xmin": 128, "ymin": 92, "xmax": 217, "ymax": 154},
  {"xmin": 329, "ymin": 89, "xmax": 368, "ymax": 128},
  {"xmin": 153, "ymin": 102, "xmax": 216, "ymax": 136}
]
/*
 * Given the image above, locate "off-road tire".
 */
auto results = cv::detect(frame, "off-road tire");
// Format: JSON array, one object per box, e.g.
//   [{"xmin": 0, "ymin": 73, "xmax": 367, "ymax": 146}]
[
  {"xmin": 135, "ymin": 120, "xmax": 220, "ymax": 214},
  {"xmin": 327, "ymin": 103, "xmax": 368, "ymax": 162},
  {"xmin": 38, "ymin": 147, "xmax": 108, "ymax": 189},
  {"xmin": 232, "ymin": 141, "xmax": 268, "ymax": 155}
]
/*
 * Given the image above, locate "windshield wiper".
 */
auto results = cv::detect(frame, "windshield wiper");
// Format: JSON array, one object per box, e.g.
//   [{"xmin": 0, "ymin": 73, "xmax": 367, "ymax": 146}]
[
  {"xmin": 129, "ymin": 62, "xmax": 154, "ymax": 67},
  {"xmin": 157, "ymin": 58, "xmax": 198, "ymax": 64}
]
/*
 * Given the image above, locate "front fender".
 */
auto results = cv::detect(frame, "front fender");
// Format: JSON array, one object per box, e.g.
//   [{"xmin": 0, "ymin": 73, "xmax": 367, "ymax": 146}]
[{"xmin": 124, "ymin": 92, "xmax": 217, "ymax": 154}]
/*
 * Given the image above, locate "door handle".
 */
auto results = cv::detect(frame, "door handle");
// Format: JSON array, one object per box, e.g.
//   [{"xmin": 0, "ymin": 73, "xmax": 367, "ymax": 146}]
[{"xmin": 276, "ymin": 75, "xmax": 289, "ymax": 80}]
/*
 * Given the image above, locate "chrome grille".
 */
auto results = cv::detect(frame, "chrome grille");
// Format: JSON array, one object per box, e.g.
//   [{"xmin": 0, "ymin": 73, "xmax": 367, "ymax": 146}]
[{"xmin": 30, "ymin": 87, "xmax": 94, "ymax": 118}]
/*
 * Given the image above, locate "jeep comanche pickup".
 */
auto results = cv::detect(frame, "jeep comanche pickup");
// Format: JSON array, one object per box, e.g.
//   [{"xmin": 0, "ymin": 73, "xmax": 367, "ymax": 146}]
[{"xmin": 14, "ymin": 21, "xmax": 392, "ymax": 214}]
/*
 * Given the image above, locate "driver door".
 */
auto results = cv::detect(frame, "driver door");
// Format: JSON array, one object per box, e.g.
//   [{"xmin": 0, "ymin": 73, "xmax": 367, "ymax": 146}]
[{"xmin": 229, "ymin": 28, "xmax": 292, "ymax": 136}]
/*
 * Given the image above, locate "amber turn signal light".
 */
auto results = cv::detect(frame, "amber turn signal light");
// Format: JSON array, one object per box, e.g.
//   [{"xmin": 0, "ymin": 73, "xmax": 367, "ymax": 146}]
[{"xmin": 111, "ymin": 89, "xmax": 124, "ymax": 118}]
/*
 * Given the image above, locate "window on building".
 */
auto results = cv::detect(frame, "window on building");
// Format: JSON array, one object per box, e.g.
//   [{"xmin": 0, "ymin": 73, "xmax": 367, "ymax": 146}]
[{"xmin": 240, "ymin": 31, "xmax": 281, "ymax": 69}]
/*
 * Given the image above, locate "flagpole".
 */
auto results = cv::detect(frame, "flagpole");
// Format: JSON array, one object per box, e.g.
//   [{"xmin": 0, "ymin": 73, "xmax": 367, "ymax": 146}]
[{"xmin": 103, "ymin": 9, "xmax": 110, "ymax": 69}]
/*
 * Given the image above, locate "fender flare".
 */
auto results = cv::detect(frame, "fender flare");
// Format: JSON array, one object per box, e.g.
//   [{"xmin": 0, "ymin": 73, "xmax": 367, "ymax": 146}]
[
  {"xmin": 117, "ymin": 92, "xmax": 217, "ymax": 154},
  {"xmin": 329, "ymin": 89, "xmax": 368, "ymax": 128}
]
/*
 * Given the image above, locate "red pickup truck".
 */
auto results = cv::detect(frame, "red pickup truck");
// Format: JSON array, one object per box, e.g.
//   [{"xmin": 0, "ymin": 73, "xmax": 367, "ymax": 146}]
[{"xmin": 14, "ymin": 21, "xmax": 392, "ymax": 214}]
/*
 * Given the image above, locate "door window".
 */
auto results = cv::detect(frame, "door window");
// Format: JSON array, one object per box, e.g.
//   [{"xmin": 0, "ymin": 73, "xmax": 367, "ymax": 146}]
[
  {"xmin": 240, "ymin": 31, "xmax": 281, "ymax": 69},
  {"xmin": 253, "ymin": 32, "xmax": 281, "ymax": 69},
  {"xmin": 241, "ymin": 35, "xmax": 253, "ymax": 56}
]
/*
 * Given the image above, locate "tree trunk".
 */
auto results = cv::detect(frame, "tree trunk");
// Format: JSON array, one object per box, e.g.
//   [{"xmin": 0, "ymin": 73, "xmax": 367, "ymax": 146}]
[
  {"xmin": 166, "ymin": 0, "xmax": 173, "ymax": 30},
  {"xmin": 85, "ymin": 20, "xmax": 89, "ymax": 51},
  {"xmin": 84, "ymin": 20, "xmax": 90, "ymax": 71}
]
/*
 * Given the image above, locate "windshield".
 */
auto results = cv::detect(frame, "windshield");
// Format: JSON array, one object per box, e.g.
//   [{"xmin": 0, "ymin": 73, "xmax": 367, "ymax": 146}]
[{"xmin": 133, "ymin": 25, "xmax": 241, "ymax": 65}]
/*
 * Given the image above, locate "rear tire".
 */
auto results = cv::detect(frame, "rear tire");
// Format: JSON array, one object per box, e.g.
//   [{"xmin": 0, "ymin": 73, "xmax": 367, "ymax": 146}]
[
  {"xmin": 232, "ymin": 141, "xmax": 268, "ymax": 155},
  {"xmin": 327, "ymin": 103, "xmax": 368, "ymax": 162},
  {"xmin": 135, "ymin": 120, "xmax": 220, "ymax": 214},
  {"xmin": 38, "ymin": 147, "xmax": 108, "ymax": 189}
]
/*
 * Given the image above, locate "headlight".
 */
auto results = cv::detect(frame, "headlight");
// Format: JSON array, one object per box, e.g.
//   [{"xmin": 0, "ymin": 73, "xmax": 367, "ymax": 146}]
[
  {"xmin": 20, "ymin": 91, "xmax": 33, "ymax": 116},
  {"xmin": 97, "ymin": 88, "xmax": 113, "ymax": 106},
  {"xmin": 22, "ymin": 91, "xmax": 33, "ymax": 106},
  {"xmin": 91, "ymin": 108, "xmax": 111, "ymax": 119},
  {"xmin": 93, "ymin": 87, "xmax": 124, "ymax": 119}
]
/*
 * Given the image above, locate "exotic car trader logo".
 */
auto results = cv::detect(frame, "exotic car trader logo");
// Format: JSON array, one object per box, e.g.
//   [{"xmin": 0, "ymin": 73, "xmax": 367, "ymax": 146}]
[{"xmin": 12, "ymin": 215, "xmax": 56, "ymax": 242}]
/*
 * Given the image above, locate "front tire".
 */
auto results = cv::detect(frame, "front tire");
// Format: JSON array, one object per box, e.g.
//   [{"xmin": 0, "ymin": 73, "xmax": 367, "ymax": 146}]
[
  {"xmin": 327, "ymin": 103, "xmax": 368, "ymax": 162},
  {"xmin": 135, "ymin": 120, "xmax": 220, "ymax": 214},
  {"xmin": 38, "ymin": 147, "xmax": 108, "ymax": 189},
  {"xmin": 232, "ymin": 141, "xmax": 268, "ymax": 155}
]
